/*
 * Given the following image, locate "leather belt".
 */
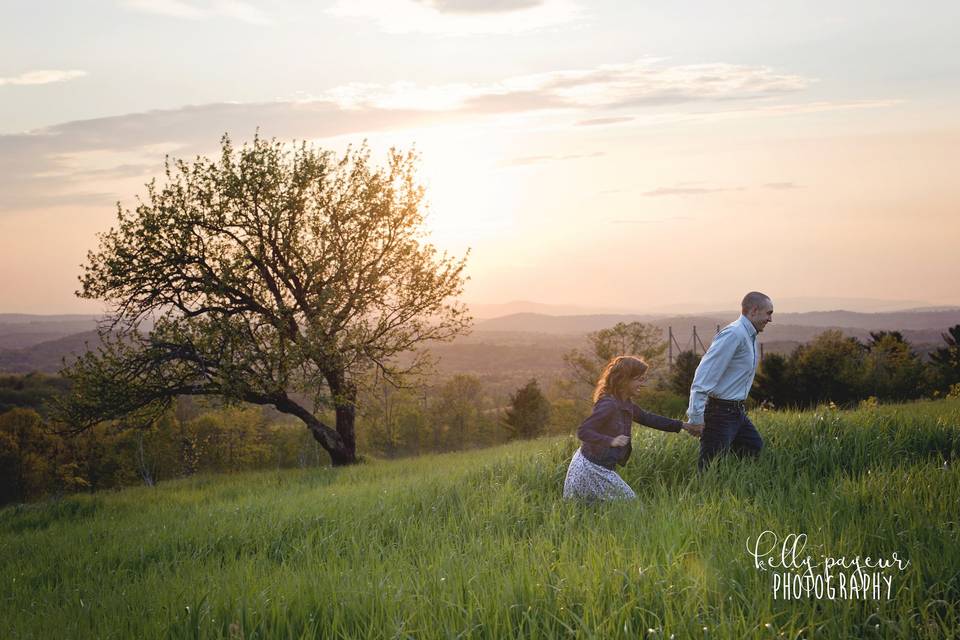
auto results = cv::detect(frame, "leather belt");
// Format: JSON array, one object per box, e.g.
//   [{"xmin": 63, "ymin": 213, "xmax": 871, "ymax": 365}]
[{"xmin": 707, "ymin": 396, "xmax": 746, "ymax": 409}]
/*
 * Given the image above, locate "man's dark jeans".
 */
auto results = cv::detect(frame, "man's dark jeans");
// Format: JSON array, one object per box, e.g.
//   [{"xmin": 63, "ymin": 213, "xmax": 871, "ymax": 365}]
[{"xmin": 698, "ymin": 401, "xmax": 764, "ymax": 471}]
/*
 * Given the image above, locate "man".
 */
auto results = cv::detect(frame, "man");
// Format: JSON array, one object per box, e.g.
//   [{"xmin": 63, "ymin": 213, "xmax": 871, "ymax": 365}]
[{"xmin": 687, "ymin": 292, "xmax": 774, "ymax": 471}]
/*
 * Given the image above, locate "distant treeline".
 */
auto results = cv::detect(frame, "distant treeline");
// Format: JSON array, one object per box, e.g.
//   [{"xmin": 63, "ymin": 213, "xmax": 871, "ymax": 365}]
[
  {"xmin": 0, "ymin": 373, "xmax": 598, "ymax": 505},
  {"xmin": 0, "ymin": 404, "xmax": 331, "ymax": 505},
  {"xmin": 665, "ymin": 327, "xmax": 960, "ymax": 409},
  {"xmin": 752, "ymin": 327, "xmax": 960, "ymax": 407},
  {"xmin": 2, "ymin": 325, "xmax": 959, "ymax": 505}
]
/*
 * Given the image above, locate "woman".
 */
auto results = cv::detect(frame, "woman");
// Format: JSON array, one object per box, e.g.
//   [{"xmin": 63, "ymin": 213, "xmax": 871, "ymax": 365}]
[{"xmin": 563, "ymin": 355, "xmax": 701, "ymax": 501}]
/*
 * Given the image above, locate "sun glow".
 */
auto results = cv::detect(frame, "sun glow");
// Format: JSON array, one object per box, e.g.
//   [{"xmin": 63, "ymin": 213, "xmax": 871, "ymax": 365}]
[{"xmin": 331, "ymin": 124, "xmax": 523, "ymax": 256}]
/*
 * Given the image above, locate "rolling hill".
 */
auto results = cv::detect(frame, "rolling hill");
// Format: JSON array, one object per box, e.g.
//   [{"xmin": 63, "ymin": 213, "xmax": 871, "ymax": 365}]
[{"xmin": 2, "ymin": 308, "xmax": 958, "ymax": 375}]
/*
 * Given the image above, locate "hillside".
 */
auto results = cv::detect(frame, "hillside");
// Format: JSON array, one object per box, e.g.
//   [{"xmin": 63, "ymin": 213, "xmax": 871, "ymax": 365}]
[
  {"xmin": 473, "ymin": 308, "xmax": 960, "ymax": 334},
  {"xmin": 0, "ymin": 314, "xmax": 100, "ymax": 350},
  {"xmin": 2, "ymin": 399, "xmax": 958, "ymax": 639},
  {"xmin": 2, "ymin": 308, "xmax": 958, "ymax": 375},
  {"xmin": 0, "ymin": 330, "xmax": 100, "ymax": 373}
]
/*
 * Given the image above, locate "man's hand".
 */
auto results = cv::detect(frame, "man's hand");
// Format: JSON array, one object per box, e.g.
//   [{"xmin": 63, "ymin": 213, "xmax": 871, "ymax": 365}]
[
  {"xmin": 610, "ymin": 435, "xmax": 631, "ymax": 447},
  {"xmin": 682, "ymin": 422, "xmax": 704, "ymax": 438}
]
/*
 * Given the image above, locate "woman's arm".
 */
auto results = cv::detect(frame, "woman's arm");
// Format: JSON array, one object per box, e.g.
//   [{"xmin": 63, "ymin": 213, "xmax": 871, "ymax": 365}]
[
  {"xmin": 629, "ymin": 401, "xmax": 683, "ymax": 433},
  {"xmin": 577, "ymin": 397, "xmax": 619, "ymax": 446}
]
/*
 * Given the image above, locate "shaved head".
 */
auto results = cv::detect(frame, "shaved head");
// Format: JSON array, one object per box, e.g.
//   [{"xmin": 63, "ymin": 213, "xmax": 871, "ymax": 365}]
[
  {"xmin": 741, "ymin": 291, "xmax": 771, "ymax": 314},
  {"xmin": 741, "ymin": 291, "xmax": 774, "ymax": 332}
]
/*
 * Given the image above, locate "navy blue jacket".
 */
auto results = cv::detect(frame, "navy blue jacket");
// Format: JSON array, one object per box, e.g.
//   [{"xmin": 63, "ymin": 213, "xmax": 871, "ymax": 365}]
[{"xmin": 577, "ymin": 395, "xmax": 683, "ymax": 468}]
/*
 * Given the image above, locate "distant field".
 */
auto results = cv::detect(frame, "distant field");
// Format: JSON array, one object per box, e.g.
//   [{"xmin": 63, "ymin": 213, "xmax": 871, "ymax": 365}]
[{"xmin": 2, "ymin": 400, "xmax": 959, "ymax": 639}]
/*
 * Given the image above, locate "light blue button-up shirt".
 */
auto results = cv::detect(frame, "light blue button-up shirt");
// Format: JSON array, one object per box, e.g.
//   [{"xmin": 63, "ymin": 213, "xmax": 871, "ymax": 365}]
[{"xmin": 686, "ymin": 315, "xmax": 759, "ymax": 424}]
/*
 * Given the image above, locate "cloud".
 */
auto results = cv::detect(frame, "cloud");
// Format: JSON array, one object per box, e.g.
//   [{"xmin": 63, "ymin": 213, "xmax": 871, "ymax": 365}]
[
  {"xmin": 764, "ymin": 181, "xmax": 803, "ymax": 189},
  {"xmin": 0, "ymin": 100, "xmax": 449, "ymax": 211},
  {"xmin": 636, "ymin": 182, "xmax": 800, "ymax": 198},
  {"xmin": 575, "ymin": 116, "xmax": 634, "ymax": 127},
  {"xmin": 327, "ymin": 0, "xmax": 581, "ymax": 35},
  {"xmin": 642, "ymin": 187, "xmax": 730, "ymax": 197},
  {"xmin": 120, "ymin": 0, "xmax": 273, "ymax": 25},
  {"xmin": 0, "ymin": 60, "xmax": 892, "ymax": 211},
  {"xmin": 610, "ymin": 216, "xmax": 693, "ymax": 224},
  {"xmin": 500, "ymin": 155, "xmax": 552, "ymax": 166},
  {"xmin": 415, "ymin": 0, "xmax": 545, "ymax": 13},
  {"xmin": 318, "ymin": 59, "xmax": 812, "ymax": 115},
  {"xmin": 499, "ymin": 150, "xmax": 604, "ymax": 167},
  {"xmin": 538, "ymin": 60, "xmax": 810, "ymax": 107},
  {"xmin": 0, "ymin": 70, "xmax": 87, "ymax": 87}
]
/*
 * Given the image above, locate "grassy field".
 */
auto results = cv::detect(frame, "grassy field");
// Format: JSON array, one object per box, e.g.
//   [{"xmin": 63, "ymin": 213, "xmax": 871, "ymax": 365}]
[{"xmin": 2, "ymin": 400, "xmax": 959, "ymax": 639}]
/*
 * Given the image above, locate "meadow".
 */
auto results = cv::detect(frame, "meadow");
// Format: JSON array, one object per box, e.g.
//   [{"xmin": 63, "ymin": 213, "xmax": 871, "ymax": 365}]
[{"xmin": 2, "ymin": 400, "xmax": 958, "ymax": 639}]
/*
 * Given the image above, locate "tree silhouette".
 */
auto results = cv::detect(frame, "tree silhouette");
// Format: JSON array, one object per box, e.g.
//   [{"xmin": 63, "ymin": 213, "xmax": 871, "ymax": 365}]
[
  {"xmin": 669, "ymin": 350, "xmax": 700, "ymax": 397},
  {"xmin": 750, "ymin": 353, "xmax": 794, "ymax": 408},
  {"xmin": 55, "ymin": 135, "xmax": 469, "ymax": 465},
  {"xmin": 502, "ymin": 379, "xmax": 551, "ymax": 440},
  {"xmin": 862, "ymin": 332, "xmax": 926, "ymax": 400},
  {"xmin": 930, "ymin": 325, "xmax": 960, "ymax": 390},
  {"xmin": 563, "ymin": 322, "xmax": 667, "ymax": 388}
]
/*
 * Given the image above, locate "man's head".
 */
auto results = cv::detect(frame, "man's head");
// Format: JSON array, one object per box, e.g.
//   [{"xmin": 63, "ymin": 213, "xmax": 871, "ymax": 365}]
[{"xmin": 741, "ymin": 291, "xmax": 774, "ymax": 333}]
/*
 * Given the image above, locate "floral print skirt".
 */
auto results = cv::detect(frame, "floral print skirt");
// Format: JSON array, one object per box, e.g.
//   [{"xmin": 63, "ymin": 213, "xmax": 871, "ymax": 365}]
[{"xmin": 562, "ymin": 448, "xmax": 637, "ymax": 501}]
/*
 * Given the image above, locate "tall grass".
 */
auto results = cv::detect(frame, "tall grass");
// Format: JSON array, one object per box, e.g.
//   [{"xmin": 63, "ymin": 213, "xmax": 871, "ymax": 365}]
[{"xmin": 2, "ymin": 399, "xmax": 958, "ymax": 639}]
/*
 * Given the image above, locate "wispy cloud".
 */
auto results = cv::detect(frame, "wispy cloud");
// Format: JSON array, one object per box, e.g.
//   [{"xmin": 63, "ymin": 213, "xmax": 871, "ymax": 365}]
[
  {"xmin": 610, "ymin": 216, "xmax": 693, "ymax": 224},
  {"xmin": 319, "ymin": 59, "xmax": 812, "ymax": 113},
  {"xmin": 415, "ymin": 0, "xmax": 545, "ymax": 14},
  {"xmin": 764, "ymin": 181, "xmax": 803, "ymax": 189},
  {"xmin": 0, "ymin": 100, "xmax": 447, "ymax": 210},
  {"xmin": 569, "ymin": 99, "xmax": 900, "ymax": 131},
  {"xmin": 639, "ymin": 182, "xmax": 803, "ymax": 197},
  {"xmin": 642, "ymin": 187, "xmax": 731, "ymax": 197},
  {"xmin": 575, "ymin": 116, "xmax": 635, "ymax": 127},
  {"xmin": 120, "ymin": 0, "xmax": 273, "ymax": 25},
  {"xmin": 499, "ymin": 150, "xmax": 604, "ymax": 167},
  {"xmin": 0, "ymin": 70, "xmax": 87, "ymax": 87},
  {"xmin": 327, "ymin": 0, "xmax": 581, "ymax": 35},
  {"xmin": 0, "ymin": 59, "xmax": 893, "ymax": 211}
]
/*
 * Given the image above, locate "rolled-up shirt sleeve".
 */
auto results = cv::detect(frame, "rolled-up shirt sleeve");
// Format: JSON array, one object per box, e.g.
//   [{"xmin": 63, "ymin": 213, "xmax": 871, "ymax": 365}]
[
  {"xmin": 577, "ymin": 397, "xmax": 618, "ymax": 446},
  {"xmin": 687, "ymin": 328, "xmax": 739, "ymax": 424},
  {"xmin": 629, "ymin": 402, "xmax": 683, "ymax": 432}
]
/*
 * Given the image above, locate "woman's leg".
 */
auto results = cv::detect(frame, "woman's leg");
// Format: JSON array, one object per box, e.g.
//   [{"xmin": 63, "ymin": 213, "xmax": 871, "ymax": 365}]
[{"xmin": 564, "ymin": 449, "xmax": 636, "ymax": 500}]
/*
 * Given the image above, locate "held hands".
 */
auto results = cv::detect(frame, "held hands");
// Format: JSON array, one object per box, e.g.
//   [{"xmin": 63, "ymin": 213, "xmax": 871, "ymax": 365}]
[
  {"xmin": 610, "ymin": 435, "xmax": 631, "ymax": 447},
  {"xmin": 681, "ymin": 422, "xmax": 704, "ymax": 438}
]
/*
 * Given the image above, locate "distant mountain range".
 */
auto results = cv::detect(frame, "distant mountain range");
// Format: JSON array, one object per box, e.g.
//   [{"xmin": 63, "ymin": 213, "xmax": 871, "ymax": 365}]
[
  {"xmin": 0, "ymin": 315, "xmax": 100, "ymax": 350},
  {"xmin": 464, "ymin": 298, "xmax": 959, "ymax": 318},
  {"xmin": 473, "ymin": 309, "xmax": 960, "ymax": 335},
  {"xmin": 3, "ymin": 308, "xmax": 959, "ymax": 375},
  {"xmin": 0, "ymin": 330, "xmax": 100, "ymax": 373}
]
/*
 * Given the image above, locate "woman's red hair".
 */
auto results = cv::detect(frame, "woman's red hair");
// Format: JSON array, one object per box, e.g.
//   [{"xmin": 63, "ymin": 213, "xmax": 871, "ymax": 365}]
[{"xmin": 592, "ymin": 355, "xmax": 649, "ymax": 403}]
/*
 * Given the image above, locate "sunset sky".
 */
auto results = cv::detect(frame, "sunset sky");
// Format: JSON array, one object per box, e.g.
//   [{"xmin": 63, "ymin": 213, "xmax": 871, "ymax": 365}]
[{"xmin": 2, "ymin": 1, "xmax": 959, "ymax": 314}]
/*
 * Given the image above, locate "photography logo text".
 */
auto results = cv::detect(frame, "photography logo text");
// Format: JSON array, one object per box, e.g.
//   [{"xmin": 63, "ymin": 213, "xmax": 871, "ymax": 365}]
[{"xmin": 746, "ymin": 530, "xmax": 910, "ymax": 601}]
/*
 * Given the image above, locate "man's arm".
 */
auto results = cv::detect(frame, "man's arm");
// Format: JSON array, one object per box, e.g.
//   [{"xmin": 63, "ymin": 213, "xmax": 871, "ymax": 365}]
[{"xmin": 686, "ymin": 328, "xmax": 739, "ymax": 424}]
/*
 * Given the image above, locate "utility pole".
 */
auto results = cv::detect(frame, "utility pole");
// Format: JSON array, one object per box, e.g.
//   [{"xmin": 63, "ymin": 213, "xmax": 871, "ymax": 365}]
[
  {"xmin": 667, "ymin": 326, "xmax": 683, "ymax": 369},
  {"xmin": 692, "ymin": 326, "xmax": 708, "ymax": 355},
  {"xmin": 668, "ymin": 326, "xmax": 673, "ymax": 368}
]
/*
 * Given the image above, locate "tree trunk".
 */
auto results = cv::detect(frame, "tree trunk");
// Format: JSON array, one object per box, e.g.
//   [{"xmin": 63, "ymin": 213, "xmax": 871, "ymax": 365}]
[
  {"xmin": 327, "ymin": 374, "xmax": 358, "ymax": 466},
  {"xmin": 331, "ymin": 403, "xmax": 357, "ymax": 465},
  {"xmin": 311, "ymin": 411, "xmax": 356, "ymax": 466},
  {"xmin": 272, "ymin": 392, "xmax": 357, "ymax": 466}
]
